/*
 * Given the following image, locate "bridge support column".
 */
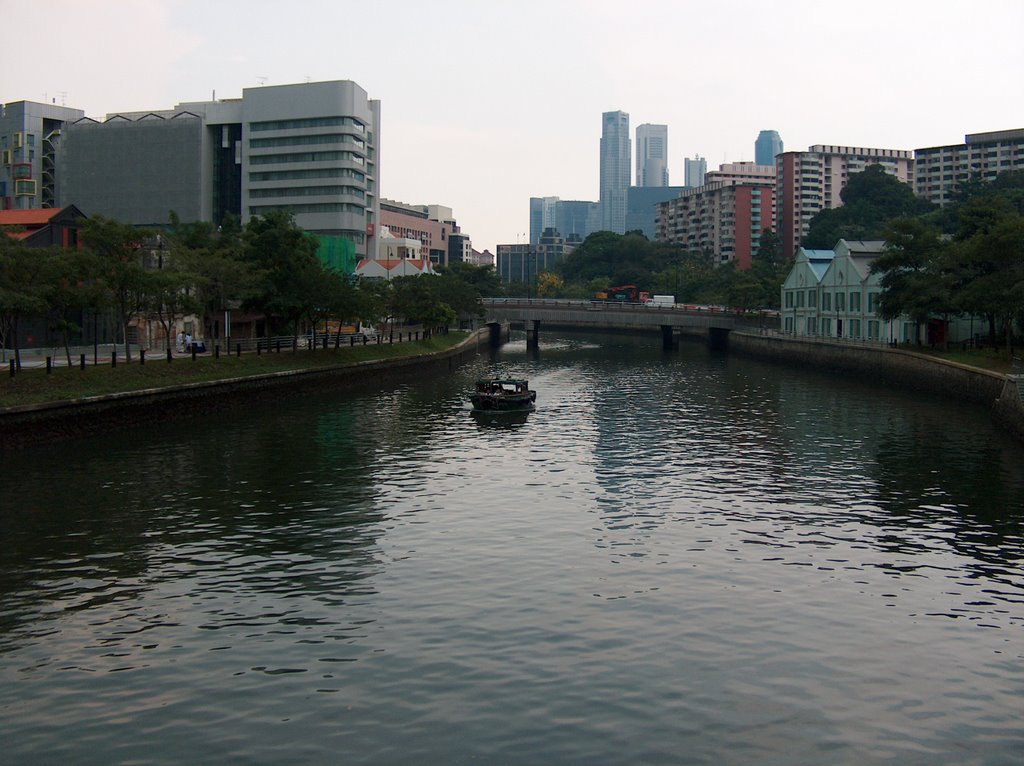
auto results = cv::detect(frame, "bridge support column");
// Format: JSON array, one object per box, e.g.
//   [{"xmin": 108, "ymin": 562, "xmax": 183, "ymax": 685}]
[
  {"xmin": 661, "ymin": 325, "xmax": 677, "ymax": 351},
  {"xmin": 526, "ymin": 319, "xmax": 540, "ymax": 350},
  {"xmin": 708, "ymin": 327, "xmax": 730, "ymax": 351}
]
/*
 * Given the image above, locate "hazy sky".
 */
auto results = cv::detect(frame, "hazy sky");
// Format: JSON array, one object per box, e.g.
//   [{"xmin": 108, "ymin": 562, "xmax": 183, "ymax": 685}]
[{"xmin": 3, "ymin": 0, "xmax": 1022, "ymax": 251}]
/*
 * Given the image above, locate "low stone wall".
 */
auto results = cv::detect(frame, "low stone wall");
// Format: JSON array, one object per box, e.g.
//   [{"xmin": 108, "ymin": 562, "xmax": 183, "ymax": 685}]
[
  {"xmin": 993, "ymin": 376, "xmax": 1024, "ymax": 442},
  {"xmin": 0, "ymin": 327, "xmax": 496, "ymax": 450},
  {"xmin": 729, "ymin": 331, "xmax": 1024, "ymax": 439}
]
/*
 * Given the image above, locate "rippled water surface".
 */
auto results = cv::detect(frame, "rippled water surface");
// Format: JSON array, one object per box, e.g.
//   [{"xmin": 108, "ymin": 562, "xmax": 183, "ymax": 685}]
[{"xmin": 2, "ymin": 331, "xmax": 1023, "ymax": 765}]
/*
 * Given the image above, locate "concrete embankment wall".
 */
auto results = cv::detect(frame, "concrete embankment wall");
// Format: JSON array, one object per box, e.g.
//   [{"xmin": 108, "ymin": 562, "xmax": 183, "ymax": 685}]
[
  {"xmin": 727, "ymin": 331, "xmax": 1024, "ymax": 441},
  {"xmin": 0, "ymin": 327, "xmax": 496, "ymax": 450}
]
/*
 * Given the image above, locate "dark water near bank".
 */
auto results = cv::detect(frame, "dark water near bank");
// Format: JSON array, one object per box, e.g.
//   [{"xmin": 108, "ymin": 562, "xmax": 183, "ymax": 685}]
[{"xmin": 1, "ymin": 331, "xmax": 1023, "ymax": 765}]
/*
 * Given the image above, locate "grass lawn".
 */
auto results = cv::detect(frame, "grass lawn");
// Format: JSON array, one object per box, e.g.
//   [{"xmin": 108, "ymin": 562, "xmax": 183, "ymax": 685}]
[
  {"xmin": 906, "ymin": 345, "xmax": 1017, "ymax": 374},
  {"xmin": 0, "ymin": 333, "xmax": 470, "ymax": 408}
]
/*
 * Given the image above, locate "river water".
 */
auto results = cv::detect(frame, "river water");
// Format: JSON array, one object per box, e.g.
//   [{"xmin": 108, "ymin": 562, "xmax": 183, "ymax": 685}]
[{"xmin": 1, "ymin": 330, "xmax": 1022, "ymax": 765}]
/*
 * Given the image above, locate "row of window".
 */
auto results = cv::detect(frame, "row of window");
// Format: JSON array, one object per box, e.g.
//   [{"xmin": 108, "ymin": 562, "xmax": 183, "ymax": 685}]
[
  {"xmin": 249, "ymin": 116, "xmax": 364, "ymax": 133},
  {"xmin": 784, "ymin": 316, "xmax": 882, "ymax": 340},
  {"xmin": 250, "ymin": 202, "xmax": 366, "ymax": 216},
  {"xmin": 249, "ymin": 185, "xmax": 365, "ymax": 199},
  {"xmin": 250, "ymin": 134, "xmax": 365, "ymax": 150},
  {"xmin": 784, "ymin": 289, "xmax": 879, "ymax": 312},
  {"xmin": 249, "ymin": 167, "xmax": 365, "ymax": 183},
  {"xmin": 249, "ymin": 150, "xmax": 365, "ymax": 166}
]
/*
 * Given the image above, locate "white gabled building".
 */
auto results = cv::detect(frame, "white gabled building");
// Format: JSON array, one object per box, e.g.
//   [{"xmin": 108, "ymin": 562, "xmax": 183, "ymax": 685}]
[
  {"xmin": 782, "ymin": 239, "xmax": 980, "ymax": 345},
  {"xmin": 781, "ymin": 246, "xmax": 834, "ymax": 336}
]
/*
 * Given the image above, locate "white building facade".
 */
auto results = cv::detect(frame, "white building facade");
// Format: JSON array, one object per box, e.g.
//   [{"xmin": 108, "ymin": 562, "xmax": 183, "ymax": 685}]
[{"xmin": 915, "ymin": 128, "xmax": 1024, "ymax": 207}]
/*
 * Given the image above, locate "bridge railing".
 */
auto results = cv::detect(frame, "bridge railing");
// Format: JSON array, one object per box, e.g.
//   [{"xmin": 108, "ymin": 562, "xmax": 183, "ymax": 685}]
[{"xmin": 482, "ymin": 297, "xmax": 778, "ymax": 320}]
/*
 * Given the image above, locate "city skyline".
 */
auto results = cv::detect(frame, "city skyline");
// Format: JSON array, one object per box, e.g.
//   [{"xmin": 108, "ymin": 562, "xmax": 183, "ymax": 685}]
[{"xmin": 2, "ymin": 0, "xmax": 1021, "ymax": 253}]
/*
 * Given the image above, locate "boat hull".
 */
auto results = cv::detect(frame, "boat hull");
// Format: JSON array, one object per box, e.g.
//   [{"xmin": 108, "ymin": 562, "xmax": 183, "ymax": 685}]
[{"xmin": 469, "ymin": 393, "xmax": 535, "ymax": 412}]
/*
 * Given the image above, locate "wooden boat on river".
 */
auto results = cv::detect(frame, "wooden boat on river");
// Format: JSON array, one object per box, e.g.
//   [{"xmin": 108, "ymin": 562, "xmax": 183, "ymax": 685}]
[{"xmin": 470, "ymin": 378, "xmax": 536, "ymax": 412}]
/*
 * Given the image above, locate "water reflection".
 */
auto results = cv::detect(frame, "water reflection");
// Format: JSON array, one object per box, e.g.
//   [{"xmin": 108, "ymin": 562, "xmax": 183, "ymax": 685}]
[{"xmin": 1, "ymin": 330, "xmax": 1022, "ymax": 765}]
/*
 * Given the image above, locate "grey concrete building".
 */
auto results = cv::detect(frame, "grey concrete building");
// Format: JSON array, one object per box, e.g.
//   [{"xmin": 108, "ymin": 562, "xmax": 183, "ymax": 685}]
[
  {"xmin": 59, "ymin": 80, "xmax": 380, "ymax": 259},
  {"xmin": 0, "ymin": 100, "xmax": 84, "ymax": 210}
]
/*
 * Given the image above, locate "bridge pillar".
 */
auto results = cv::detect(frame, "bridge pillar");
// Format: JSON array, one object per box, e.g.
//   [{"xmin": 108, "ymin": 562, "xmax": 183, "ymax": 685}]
[
  {"xmin": 708, "ymin": 327, "xmax": 730, "ymax": 351},
  {"xmin": 661, "ymin": 325, "xmax": 677, "ymax": 351},
  {"xmin": 526, "ymin": 319, "xmax": 540, "ymax": 349},
  {"xmin": 487, "ymin": 322, "xmax": 504, "ymax": 347}
]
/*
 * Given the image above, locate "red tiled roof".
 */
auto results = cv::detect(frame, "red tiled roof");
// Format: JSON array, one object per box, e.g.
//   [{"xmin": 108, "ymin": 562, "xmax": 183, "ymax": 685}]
[{"xmin": 0, "ymin": 209, "xmax": 61, "ymax": 227}]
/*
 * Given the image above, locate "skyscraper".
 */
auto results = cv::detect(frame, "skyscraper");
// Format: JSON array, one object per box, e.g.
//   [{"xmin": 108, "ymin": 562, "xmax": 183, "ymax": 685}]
[
  {"xmin": 755, "ymin": 130, "xmax": 784, "ymax": 166},
  {"xmin": 684, "ymin": 155, "xmax": 707, "ymax": 187},
  {"xmin": 600, "ymin": 110, "xmax": 630, "ymax": 233},
  {"xmin": 636, "ymin": 123, "xmax": 669, "ymax": 187}
]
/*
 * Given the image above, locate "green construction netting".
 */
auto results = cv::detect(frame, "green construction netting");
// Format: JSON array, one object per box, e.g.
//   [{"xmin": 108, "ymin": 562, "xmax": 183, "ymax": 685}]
[{"xmin": 314, "ymin": 234, "xmax": 357, "ymax": 274}]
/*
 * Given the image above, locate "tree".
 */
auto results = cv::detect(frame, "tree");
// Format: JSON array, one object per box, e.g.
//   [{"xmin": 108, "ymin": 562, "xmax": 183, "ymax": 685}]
[
  {"xmin": 957, "ymin": 211, "xmax": 1024, "ymax": 354},
  {"xmin": 41, "ymin": 247, "xmax": 98, "ymax": 366},
  {"xmin": 389, "ymin": 275, "xmax": 454, "ymax": 329},
  {"xmin": 241, "ymin": 210, "xmax": 323, "ymax": 339},
  {"xmin": 871, "ymin": 218, "xmax": 952, "ymax": 346},
  {"xmin": 754, "ymin": 228, "xmax": 781, "ymax": 267},
  {"xmin": 144, "ymin": 266, "xmax": 201, "ymax": 351},
  {"xmin": 535, "ymin": 271, "xmax": 564, "ymax": 298},
  {"xmin": 167, "ymin": 212, "xmax": 251, "ymax": 341},
  {"xmin": 0, "ymin": 235, "xmax": 48, "ymax": 369},
  {"xmin": 438, "ymin": 262, "xmax": 503, "ymax": 298},
  {"xmin": 81, "ymin": 216, "xmax": 153, "ymax": 362}
]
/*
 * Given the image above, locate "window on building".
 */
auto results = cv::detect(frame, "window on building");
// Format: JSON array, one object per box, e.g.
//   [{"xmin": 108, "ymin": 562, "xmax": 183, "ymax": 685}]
[
  {"xmin": 822, "ymin": 293, "xmax": 832, "ymax": 311},
  {"xmin": 850, "ymin": 319, "xmax": 861, "ymax": 339},
  {"xmin": 806, "ymin": 317, "xmax": 816, "ymax": 335},
  {"xmin": 808, "ymin": 290, "xmax": 817, "ymax": 308},
  {"xmin": 850, "ymin": 292, "xmax": 861, "ymax": 311},
  {"xmin": 821, "ymin": 318, "xmax": 832, "ymax": 336},
  {"xmin": 868, "ymin": 320, "xmax": 879, "ymax": 340},
  {"xmin": 835, "ymin": 292, "xmax": 846, "ymax": 311},
  {"xmin": 868, "ymin": 292, "xmax": 879, "ymax": 312},
  {"xmin": 784, "ymin": 317, "xmax": 793, "ymax": 334},
  {"xmin": 796, "ymin": 291, "xmax": 805, "ymax": 308},
  {"xmin": 785, "ymin": 291, "xmax": 793, "ymax": 308}
]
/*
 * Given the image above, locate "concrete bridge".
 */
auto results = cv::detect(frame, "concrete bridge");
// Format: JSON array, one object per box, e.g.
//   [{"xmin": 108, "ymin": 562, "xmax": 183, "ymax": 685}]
[{"xmin": 481, "ymin": 298, "xmax": 772, "ymax": 350}]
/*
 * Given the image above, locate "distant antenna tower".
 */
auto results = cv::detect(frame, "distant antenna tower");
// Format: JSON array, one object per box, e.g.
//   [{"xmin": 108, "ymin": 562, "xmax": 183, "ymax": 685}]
[
  {"xmin": 256, "ymin": 76, "xmax": 268, "ymax": 86},
  {"xmin": 58, "ymin": 91, "xmax": 68, "ymax": 106}
]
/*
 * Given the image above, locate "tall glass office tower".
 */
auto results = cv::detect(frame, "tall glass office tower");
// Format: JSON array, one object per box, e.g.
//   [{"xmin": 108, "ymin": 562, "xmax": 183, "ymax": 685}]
[
  {"xmin": 755, "ymin": 130, "xmax": 784, "ymax": 166},
  {"xmin": 636, "ymin": 123, "xmax": 668, "ymax": 187},
  {"xmin": 600, "ymin": 110, "xmax": 630, "ymax": 234}
]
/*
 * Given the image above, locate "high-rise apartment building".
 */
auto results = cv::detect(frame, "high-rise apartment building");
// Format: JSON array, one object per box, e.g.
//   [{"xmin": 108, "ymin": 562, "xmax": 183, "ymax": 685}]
[
  {"xmin": 684, "ymin": 155, "xmax": 707, "ymax": 187},
  {"xmin": 915, "ymin": 128, "xmax": 1024, "ymax": 206},
  {"xmin": 636, "ymin": 124, "xmax": 669, "ymax": 187},
  {"xmin": 59, "ymin": 80, "xmax": 381, "ymax": 260},
  {"xmin": 755, "ymin": 130, "xmax": 784, "ymax": 167},
  {"xmin": 0, "ymin": 100, "xmax": 85, "ymax": 210},
  {"xmin": 600, "ymin": 110, "xmax": 630, "ymax": 234},
  {"xmin": 656, "ymin": 163, "xmax": 775, "ymax": 269},
  {"xmin": 776, "ymin": 144, "xmax": 914, "ymax": 257}
]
